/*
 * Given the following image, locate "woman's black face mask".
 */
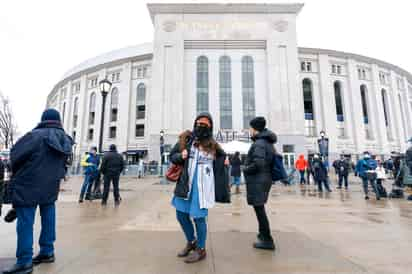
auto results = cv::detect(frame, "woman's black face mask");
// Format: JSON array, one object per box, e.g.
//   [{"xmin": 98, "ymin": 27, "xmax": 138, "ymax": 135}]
[{"xmin": 194, "ymin": 125, "xmax": 212, "ymax": 140}]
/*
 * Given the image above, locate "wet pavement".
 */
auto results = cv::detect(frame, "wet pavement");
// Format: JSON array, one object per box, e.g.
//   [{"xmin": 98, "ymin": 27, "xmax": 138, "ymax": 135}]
[{"xmin": 1, "ymin": 176, "xmax": 412, "ymax": 274}]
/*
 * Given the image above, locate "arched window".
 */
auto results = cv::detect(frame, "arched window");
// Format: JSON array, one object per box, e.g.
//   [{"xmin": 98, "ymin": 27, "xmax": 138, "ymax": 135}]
[
  {"xmin": 398, "ymin": 94, "xmax": 407, "ymax": 139},
  {"xmin": 73, "ymin": 97, "xmax": 79, "ymax": 128},
  {"xmin": 381, "ymin": 89, "xmax": 390, "ymax": 127},
  {"xmin": 334, "ymin": 81, "xmax": 344, "ymax": 122},
  {"xmin": 89, "ymin": 92, "xmax": 96, "ymax": 125},
  {"xmin": 242, "ymin": 56, "xmax": 255, "ymax": 128},
  {"xmin": 219, "ymin": 56, "xmax": 232, "ymax": 129},
  {"xmin": 136, "ymin": 83, "xmax": 146, "ymax": 137},
  {"xmin": 302, "ymin": 78, "xmax": 314, "ymax": 120},
  {"xmin": 197, "ymin": 56, "xmax": 209, "ymax": 114},
  {"xmin": 136, "ymin": 83, "xmax": 146, "ymax": 120},
  {"xmin": 360, "ymin": 85, "xmax": 369, "ymax": 124},
  {"xmin": 110, "ymin": 88, "xmax": 119, "ymax": 122}
]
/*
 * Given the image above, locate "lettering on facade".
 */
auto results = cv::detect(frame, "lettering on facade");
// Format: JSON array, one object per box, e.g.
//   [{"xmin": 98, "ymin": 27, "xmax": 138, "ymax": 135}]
[
  {"xmin": 215, "ymin": 130, "xmax": 251, "ymax": 143},
  {"xmin": 179, "ymin": 21, "xmax": 267, "ymax": 32}
]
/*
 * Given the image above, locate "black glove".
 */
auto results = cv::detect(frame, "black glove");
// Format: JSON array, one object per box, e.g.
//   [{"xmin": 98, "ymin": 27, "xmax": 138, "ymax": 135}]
[{"xmin": 4, "ymin": 208, "xmax": 17, "ymax": 223}]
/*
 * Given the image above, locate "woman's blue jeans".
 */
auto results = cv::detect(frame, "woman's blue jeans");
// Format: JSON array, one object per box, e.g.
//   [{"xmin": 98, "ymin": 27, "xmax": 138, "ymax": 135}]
[
  {"xmin": 176, "ymin": 210, "xmax": 207, "ymax": 249},
  {"xmin": 15, "ymin": 204, "xmax": 56, "ymax": 266}
]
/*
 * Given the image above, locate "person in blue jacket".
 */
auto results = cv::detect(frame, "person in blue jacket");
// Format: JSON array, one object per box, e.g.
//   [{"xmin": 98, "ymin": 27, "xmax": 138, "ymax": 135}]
[
  {"xmin": 356, "ymin": 152, "xmax": 379, "ymax": 200},
  {"xmin": 79, "ymin": 147, "xmax": 100, "ymax": 203},
  {"xmin": 3, "ymin": 109, "xmax": 73, "ymax": 274}
]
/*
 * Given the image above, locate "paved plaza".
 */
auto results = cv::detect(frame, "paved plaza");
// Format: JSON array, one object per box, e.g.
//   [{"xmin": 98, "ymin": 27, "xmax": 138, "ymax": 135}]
[{"xmin": 1, "ymin": 176, "xmax": 412, "ymax": 274}]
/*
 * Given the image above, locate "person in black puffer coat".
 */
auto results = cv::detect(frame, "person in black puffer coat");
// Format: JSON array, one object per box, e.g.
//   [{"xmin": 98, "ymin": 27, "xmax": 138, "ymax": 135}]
[
  {"xmin": 244, "ymin": 117, "xmax": 277, "ymax": 251},
  {"xmin": 100, "ymin": 144, "xmax": 125, "ymax": 206}
]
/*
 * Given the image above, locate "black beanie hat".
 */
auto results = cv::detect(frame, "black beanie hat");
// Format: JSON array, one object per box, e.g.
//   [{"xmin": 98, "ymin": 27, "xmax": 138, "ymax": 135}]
[
  {"xmin": 250, "ymin": 117, "xmax": 266, "ymax": 132},
  {"xmin": 41, "ymin": 108, "xmax": 61, "ymax": 122}
]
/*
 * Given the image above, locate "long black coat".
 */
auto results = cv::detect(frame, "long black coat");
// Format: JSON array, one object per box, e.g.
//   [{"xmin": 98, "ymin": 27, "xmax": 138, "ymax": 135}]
[
  {"xmin": 243, "ymin": 129, "xmax": 277, "ymax": 206},
  {"xmin": 230, "ymin": 156, "xmax": 242, "ymax": 177},
  {"xmin": 312, "ymin": 158, "xmax": 328, "ymax": 182},
  {"xmin": 10, "ymin": 122, "xmax": 73, "ymax": 207},
  {"xmin": 100, "ymin": 150, "xmax": 125, "ymax": 177},
  {"xmin": 336, "ymin": 159, "xmax": 350, "ymax": 176},
  {"xmin": 170, "ymin": 132, "xmax": 230, "ymax": 204}
]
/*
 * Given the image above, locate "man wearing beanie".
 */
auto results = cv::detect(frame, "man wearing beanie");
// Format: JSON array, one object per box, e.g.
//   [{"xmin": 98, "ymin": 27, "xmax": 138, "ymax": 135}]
[
  {"xmin": 243, "ymin": 116, "xmax": 277, "ymax": 251},
  {"xmin": 100, "ymin": 144, "xmax": 125, "ymax": 206},
  {"xmin": 3, "ymin": 109, "xmax": 73, "ymax": 274}
]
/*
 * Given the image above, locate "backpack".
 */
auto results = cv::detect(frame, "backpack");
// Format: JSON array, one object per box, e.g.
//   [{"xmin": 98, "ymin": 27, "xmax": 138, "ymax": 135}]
[{"xmin": 272, "ymin": 153, "xmax": 287, "ymax": 182}]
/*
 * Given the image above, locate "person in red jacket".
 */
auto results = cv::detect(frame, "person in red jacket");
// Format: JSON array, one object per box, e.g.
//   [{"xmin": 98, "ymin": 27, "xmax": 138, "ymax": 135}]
[{"xmin": 295, "ymin": 154, "xmax": 308, "ymax": 185}]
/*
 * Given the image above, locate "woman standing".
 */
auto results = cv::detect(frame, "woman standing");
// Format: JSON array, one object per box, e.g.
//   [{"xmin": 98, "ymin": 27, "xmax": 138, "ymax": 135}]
[
  {"xmin": 244, "ymin": 117, "xmax": 277, "ymax": 251},
  {"xmin": 230, "ymin": 151, "xmax": 242, "ymax": 194},
  {"xmin": 170, "ymin": 113, "xmax": 230, "ymax": 263}
]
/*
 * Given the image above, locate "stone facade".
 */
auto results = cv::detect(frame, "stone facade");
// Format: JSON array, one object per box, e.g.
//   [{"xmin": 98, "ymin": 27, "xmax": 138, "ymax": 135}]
[{"xmin": 46, "ymin": 3, "xmax": 412, "ymax": 167}]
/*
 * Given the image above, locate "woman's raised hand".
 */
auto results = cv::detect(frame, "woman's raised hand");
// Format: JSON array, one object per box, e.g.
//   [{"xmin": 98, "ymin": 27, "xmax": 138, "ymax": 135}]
[{"xmin": 181, "ymin": 149, "xmax": 188, "ymax": 160}]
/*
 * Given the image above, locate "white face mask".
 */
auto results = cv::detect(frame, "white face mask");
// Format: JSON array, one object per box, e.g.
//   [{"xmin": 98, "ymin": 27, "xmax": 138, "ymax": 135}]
[{"xmin": 364, "ymin": 154, "xmax": 370, "ymax": 159}]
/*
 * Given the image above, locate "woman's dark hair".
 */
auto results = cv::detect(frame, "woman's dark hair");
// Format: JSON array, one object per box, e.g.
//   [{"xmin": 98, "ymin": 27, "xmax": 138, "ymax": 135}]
[
  {"xmin": 196, "ymin": 138, "xmax": 220, "ymax": 156},
  {"xmin": 178, "ymin": 130, "xmax": 221, "ymax": 156}
]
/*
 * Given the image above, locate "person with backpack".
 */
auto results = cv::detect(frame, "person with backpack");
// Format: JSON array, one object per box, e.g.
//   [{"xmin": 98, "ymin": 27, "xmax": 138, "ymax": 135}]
[
  {"xmin": 3, "ymin": 109, "xmax": 73, "ymax": 274},
  {"xmin": 295, "ymin": 154, "xmax": 308, "ymax": 185},
  {"xmin": 356, "ymin": 152, "xmax": 379, "ymax": 200},
  {"xmin": 230, "ymin": 151, "xmax": 242, "ymax": 194},
  {"xmin": 243, "ymin": 117, "xmax": 277, "ymax": 251},
  {"xmin": 336, "ymin": 155, "xmax": 350, "ymax": 190},
  {"xmin": 100, "ymin": 144, "xmax": 125, "ymax": 206},
  {"xmin": 170, "ymin": 113, "xmax": 230, "ymax": 263},
  {"xmin": 312, "ymin": 154, "xmax": 332, "ymax": 192}
]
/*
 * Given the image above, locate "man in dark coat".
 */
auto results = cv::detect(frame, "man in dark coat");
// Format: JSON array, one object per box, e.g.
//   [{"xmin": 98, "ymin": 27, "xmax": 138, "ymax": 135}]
[
  {"xmin": 230, "ymin": 151, "xmax": 242, "ymax": 194},
  {"xmin": 312, "ymin": 154, "xmax": 332, "ymax": 192},
  {"xmin": 3, "ymin": 109, "xmax": 73, "ymax": 274},
  {"xmin": 244, "ymin": 117, "xmax": 277, "ymax": 251},
  {"xmin": 336, "ymin": 155, "xmax": 350, "ymax": 190},
  {"xmin": 100, "ymin": 144, "xmax": 125, "ymax": 206}
]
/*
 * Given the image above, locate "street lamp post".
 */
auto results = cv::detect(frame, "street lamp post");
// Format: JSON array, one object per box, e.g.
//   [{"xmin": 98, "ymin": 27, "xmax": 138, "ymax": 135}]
[
  {"xmin": 318, "ymin": 130, "xmax": 329, "ymax": 163},
  {"xmin": 98, "ymin": 78, "xmax": 112, "ymax": 154},
  {"xmin": 160, "ymin": 130, "xmax": 165, "ymax": 177}
]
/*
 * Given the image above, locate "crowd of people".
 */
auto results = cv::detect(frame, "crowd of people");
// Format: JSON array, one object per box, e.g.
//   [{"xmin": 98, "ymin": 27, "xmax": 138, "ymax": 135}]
[
  {"xmin": 1, "ymin": 108, "xmax": 412, "ymax": 273},
  {"xmin": 78, "ymin": 144, "xmax": 124, "ymax": 206}
]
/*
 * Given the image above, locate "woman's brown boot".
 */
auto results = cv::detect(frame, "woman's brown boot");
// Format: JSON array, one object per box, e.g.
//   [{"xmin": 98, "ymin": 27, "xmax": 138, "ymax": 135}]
[
  {"xmin": 184, "ymin": 248, "xmax": 207, "ymax": 263},
  {"xmin": 177, "ymin": 240, "xmax": 197, "ymax": 257}
]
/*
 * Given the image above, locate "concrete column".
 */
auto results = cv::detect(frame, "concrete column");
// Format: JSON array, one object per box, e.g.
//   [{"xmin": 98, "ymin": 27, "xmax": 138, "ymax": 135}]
[
  {"xmin": 370, "ymin": 64, "xmax": 388, "ymax": 154},
  {"xmin": 346, "ymin": 59, "xmax": 365, "ymax": 154},
  {"xmin": 389, "ymin": 72, "xmax": 405, "ymax": 151},
  {"xmin": 317, "ymin": 54, "xmax": 338, "ymax": 156}
]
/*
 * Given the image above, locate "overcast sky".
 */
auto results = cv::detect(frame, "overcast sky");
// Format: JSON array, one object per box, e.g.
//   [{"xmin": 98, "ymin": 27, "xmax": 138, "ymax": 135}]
[{"xmin": 0, "ymin": 0, "xmax": 411, "ymax": 134}]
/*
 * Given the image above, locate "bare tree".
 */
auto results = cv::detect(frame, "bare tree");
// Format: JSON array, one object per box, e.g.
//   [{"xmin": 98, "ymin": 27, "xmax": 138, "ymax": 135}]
[{"xmin": 0, "ymin": 92, "xmax": 17, "ymax": 149}]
